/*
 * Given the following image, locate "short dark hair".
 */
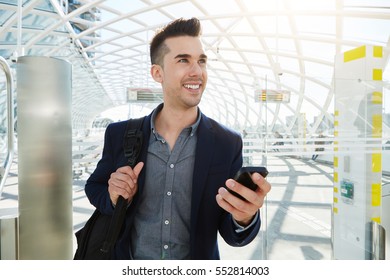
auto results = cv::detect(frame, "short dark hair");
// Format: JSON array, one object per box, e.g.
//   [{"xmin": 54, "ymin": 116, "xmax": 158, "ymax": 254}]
[{"xmin": 150, "ymin": 17, "xmax": 202, "ymax": 66}]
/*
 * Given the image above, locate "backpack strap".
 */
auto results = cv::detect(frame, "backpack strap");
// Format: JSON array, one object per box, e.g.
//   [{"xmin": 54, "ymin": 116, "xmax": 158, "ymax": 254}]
[
  {"xmin": 123, "ymin": 117, "xmax": 144, "ymax": 168},
  {"xmin": 100, "ymin": 116, "xmax": 145, "ymax": 254}
]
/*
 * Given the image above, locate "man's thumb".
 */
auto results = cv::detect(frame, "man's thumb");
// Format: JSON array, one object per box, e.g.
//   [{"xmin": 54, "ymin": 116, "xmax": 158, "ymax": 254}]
[{"xmin": 133, "ymin": 161, "xmax": 144, "ymax": 176}]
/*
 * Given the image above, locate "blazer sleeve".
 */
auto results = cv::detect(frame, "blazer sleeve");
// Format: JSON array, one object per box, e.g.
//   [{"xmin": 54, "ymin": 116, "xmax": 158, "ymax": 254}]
[
  {"xmin": 84, "ymin": 121, "xmax": 128, "ymax": 215},
  {"xmin": 217, "ymin": 131, "xmax": 261, "ymax": 246}
]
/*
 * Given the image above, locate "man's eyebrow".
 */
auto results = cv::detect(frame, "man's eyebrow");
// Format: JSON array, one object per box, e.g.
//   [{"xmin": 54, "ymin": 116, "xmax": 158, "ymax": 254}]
[
  {"xmin": 174, "ymin": 53, "xmax": 208, "ymax": 59},
  {"xmin": 174, "ymin": 54, "xmax": 190, "ymax": 59}
]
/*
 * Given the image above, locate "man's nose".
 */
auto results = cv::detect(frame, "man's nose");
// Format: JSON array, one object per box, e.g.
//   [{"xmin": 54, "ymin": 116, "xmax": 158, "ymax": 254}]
[{"xmin": 189, "ymin": 62, "xmax": 203, "ymax": 76}]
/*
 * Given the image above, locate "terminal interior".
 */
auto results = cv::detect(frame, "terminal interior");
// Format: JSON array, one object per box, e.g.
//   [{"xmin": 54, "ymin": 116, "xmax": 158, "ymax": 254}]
[{"xmin": 0, "ymin": 0, "xmax": 390, "ymax": 260}]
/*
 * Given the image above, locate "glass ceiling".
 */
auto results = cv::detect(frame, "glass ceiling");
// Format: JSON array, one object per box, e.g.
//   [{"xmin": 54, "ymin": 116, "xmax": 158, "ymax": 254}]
[{"xmin": 0, "ymin": 0, "xmax": 389, "ymax": 135}]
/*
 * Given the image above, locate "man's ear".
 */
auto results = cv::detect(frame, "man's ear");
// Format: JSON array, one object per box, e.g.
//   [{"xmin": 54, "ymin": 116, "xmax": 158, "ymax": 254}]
[{"xmin": 151, "ymin": 64, "xmax": 163, "ymax": 83}]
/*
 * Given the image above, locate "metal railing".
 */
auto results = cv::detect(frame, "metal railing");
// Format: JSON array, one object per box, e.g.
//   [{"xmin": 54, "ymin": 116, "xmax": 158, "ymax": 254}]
[
  {"xmin": 0, "ymin": 57, "xmax": 14, "ymax": 197},
  {"xmin": 71, "ymin": 134, "xmax": 390, "ymax": 179}
]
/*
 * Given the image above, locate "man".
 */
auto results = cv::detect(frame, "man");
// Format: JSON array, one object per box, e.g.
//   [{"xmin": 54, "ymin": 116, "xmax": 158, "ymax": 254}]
[{"xmin": 85, "ymin": 17, "xmax": 271, "ymax": 260}]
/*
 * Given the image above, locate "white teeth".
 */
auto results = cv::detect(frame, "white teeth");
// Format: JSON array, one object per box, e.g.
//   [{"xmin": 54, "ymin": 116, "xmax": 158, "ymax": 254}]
[{"xmin": 184, "ymin": 84, "xmax": 200, "ymax": 89}]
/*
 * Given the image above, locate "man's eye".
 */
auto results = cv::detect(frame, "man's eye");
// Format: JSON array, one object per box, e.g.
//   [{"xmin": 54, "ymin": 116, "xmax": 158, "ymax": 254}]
[{"xmin": 178, "ymin": 59, "xmax": 188, "ymax": 63}]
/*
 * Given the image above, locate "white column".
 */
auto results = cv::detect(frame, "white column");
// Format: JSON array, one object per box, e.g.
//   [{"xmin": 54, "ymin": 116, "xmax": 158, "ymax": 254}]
[{"xmin": 333, "ymin": 45, "xmax": 385, "ymax": 259}]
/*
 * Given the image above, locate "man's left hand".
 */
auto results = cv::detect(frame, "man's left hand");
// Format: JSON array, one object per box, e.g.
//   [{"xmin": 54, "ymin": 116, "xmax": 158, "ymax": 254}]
[{"xmin": 216, "ymin": 172, "xmax": 271, "ymax": 226}]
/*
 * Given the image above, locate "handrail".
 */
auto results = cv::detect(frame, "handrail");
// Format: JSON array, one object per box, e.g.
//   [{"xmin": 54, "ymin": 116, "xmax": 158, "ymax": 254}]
[{"xmin": 0, "ymin": 56, "xmax": 15, "ymax": 197}]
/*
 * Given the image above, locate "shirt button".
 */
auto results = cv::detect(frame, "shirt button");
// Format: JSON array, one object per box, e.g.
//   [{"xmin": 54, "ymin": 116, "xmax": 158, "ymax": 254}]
[
  {"xmin": 167, "ymin": 191, "xmax": 172, "ymax": 196},
  {"xmin": 164, "ymin": 220, "xmax": 169, "ymax": 225},
  {"xmin": 170, "ymin": 163, "xmax": 174, "ymax": 168},
  {"xmin": 164, "ymin": 245, "xmax": 169, "ymax": 250}
]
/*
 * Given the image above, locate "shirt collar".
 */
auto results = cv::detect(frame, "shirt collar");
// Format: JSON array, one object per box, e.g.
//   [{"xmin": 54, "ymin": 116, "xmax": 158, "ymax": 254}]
[{"xmin": 151, "ymin": 103, "xmax": 201, "ymax": 138}]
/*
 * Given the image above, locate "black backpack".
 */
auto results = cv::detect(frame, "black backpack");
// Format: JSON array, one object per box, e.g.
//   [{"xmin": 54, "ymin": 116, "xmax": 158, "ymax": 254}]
[{"xmin": 73, "ymin": 117, "xmax": 144, "ymax": 260}]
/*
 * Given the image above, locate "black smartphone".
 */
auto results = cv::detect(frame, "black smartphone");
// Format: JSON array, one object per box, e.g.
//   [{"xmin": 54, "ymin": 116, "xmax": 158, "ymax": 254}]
[{"xmin": 228, "ymin": 166, "xmax": 269, "ymax": 200}]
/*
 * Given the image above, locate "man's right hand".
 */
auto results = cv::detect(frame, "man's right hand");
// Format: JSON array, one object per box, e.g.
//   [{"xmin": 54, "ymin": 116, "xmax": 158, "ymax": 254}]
[{"xmin": 108, "ymin": 162, "xmax": 144, "ymax": 206}]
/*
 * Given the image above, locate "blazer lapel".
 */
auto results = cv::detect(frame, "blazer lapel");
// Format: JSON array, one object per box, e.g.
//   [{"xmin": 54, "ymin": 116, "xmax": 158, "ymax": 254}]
[{"xmin": 190, "ymin": 114, "xmax": 215, "ymax": 227}]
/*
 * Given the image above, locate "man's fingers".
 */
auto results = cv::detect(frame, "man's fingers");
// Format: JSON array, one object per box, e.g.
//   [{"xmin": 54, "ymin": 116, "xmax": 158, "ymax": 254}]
[
  {"xmin": 108, "ymin": 163, "xmax": 143, "ymax": 200},
  {"xmin": 251, "ymin": 172, "xmax": 271, "ymax": 195}
]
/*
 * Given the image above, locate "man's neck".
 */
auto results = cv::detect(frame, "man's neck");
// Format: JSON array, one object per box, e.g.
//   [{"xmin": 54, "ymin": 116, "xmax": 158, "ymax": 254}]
[{"xmin": 154, "ymin": 105, "xmax": 198, "ymax": 150}]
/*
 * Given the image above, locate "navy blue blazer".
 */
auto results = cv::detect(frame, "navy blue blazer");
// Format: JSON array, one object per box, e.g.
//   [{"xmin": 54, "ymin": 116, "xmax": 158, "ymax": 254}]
[{"xmin": 85, "ymin": 108, "xmax": 261, "ymax": 259}]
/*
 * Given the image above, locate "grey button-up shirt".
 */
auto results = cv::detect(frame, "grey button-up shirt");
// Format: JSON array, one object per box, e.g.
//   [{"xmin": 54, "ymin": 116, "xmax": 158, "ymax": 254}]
[{"xmin": 131, "ymin": 104, "xmax": 201, "ymax": 259}]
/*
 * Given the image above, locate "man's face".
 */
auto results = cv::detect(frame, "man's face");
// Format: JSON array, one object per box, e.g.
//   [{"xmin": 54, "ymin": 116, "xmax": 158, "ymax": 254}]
[{"xmin": 153, "ymin": 35, "xmax": 208, "ymax": 110}]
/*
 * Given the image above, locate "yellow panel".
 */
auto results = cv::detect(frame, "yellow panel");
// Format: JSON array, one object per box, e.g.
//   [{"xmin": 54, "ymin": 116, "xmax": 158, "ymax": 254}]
[
  {"xmin": 373, "ymin": 69, "xmax": 382, "ymax": 81},
  {"xmin": 334, "ymin": 131, "xmax": 338, "ymax": 137},
  {"xmin": 334, "ymin": 172, "xmax": 338, "ymax": 182},
  {"xmin": 335, "ymin": 110, "xmax": 339, "ymax": 116},
  {"xmin": 334, "ymin": 157, "xmax": 338, "ymax": 167},
  {"xmin": 372, "ymin": 217, "xmax": 381, "ymax": 224},
  {"xmin": 344, "ymin": 45, "xmax": 366, "ymax": 62},
  {"xmin": 372, "ymin": 153, "xmax": 382, "ymax": 172},
  {"xmin": 334, "ymin": 197, "xmax": 338, "ymax": 203},
  {"xmin": 334, "ymin": 187, "xmax": 338, "ymax": 193},
  {"xmin": 372, "ymin": 183, "xmax": 381, "ymax": 207},
  {"xmin": 372, "ymin": 114, "xmax": 382, "ymax": 138},
  {"xmin": 372, "ymin": 91, "xmax": 383, "ymax": 104},
  {"xmin": 373, "ymin": 46, "xmax": 383, "ymax": 58},
  {"xmin": 334, "ymin": 120, "xmax": 339, "ymax": 126},
  {"xmin": 333, "ymin": 207, "xmax": 338, "ymax": 214}
]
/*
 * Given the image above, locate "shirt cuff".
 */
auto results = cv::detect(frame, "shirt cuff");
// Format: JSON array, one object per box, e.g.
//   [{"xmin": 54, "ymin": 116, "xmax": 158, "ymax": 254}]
[{"xmin": 233, "ymin": 211, "xmax": 259, "ymax": 233}]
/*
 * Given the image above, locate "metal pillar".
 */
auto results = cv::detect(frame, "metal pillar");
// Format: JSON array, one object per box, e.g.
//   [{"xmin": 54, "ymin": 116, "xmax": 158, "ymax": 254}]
[
  {"xmin": 0, "ymin": 212, "xmax": 18, "ymax": 260},
  {"xmin": 17, "ymin": 56, "xmax": 73, "ymax": 259}
]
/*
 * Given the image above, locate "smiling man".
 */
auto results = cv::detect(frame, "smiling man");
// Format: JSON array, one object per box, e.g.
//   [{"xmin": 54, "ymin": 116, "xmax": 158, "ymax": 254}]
[{"xmin": 85, "ymin": 17, "xmax": 271, "ymax": 260}]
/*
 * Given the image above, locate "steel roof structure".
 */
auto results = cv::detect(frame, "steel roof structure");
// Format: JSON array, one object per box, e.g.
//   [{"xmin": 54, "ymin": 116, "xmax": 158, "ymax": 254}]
[{"xmin": 0, "ymin": 0, "xmax": 389, "ymax": 135}]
